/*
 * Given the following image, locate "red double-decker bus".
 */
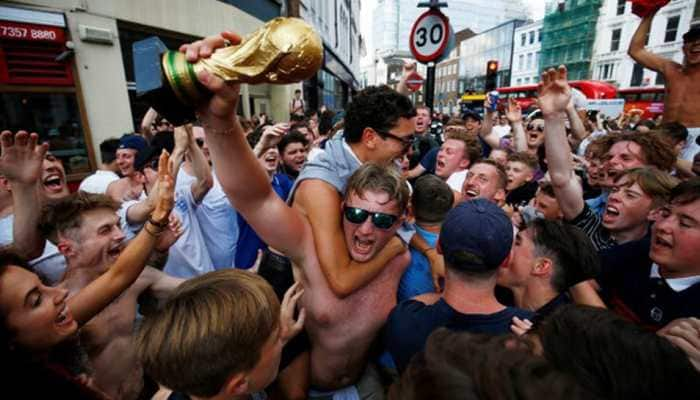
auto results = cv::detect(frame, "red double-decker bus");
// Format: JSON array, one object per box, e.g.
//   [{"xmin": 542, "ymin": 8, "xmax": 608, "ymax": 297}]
[
  {"xmin": 617, "ymin": 87, "xmax": 664, "ymax": 119},
  {"xmin": 496, "ymin": 80, "xmax": 618, "ymax": 111}
]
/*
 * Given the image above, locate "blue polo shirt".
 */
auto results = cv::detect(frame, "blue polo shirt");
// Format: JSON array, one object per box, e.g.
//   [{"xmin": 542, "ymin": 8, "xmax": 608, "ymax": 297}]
[{"xmin": 384, "ymin": 298, "xmax": 534, "ymax": 373}]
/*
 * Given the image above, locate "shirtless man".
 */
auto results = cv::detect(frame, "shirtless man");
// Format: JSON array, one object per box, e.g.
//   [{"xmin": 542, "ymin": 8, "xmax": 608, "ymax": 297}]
[
  {"xmin": 40, "ymin": 162, "xmax": 183, "ymax": 399},
  {"xmin": 184, "ymin": 33, "xmax": 411, "ymax": 397},
  {"xmin": 107, "ymin": 135, "xmax": 150, "ymax": 202},
  {"xmin": 629, "ymin": 4, "xmax": 700, "ymax": 159}
]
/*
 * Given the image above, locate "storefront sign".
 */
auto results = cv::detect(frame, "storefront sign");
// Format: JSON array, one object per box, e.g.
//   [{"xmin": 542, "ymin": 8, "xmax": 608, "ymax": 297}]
[{"xmin": 0, "ymin": 20, "xmax": 64, "ymax": 43}]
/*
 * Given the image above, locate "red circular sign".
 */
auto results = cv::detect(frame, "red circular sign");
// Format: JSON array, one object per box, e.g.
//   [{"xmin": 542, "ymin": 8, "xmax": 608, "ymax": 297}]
[
  {"xmin": 405, "ymin": 71, "xmax": 424, "ymax": 92},
  {"xmin": 409, "ymin": 9, "xmax": 450, "ymax": 63}
]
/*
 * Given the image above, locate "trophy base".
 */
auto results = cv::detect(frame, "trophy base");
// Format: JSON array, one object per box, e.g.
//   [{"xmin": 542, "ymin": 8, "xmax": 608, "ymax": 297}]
[{"xmin": 133, "ymin": 37, "xmax": 208, "ymax": 126}]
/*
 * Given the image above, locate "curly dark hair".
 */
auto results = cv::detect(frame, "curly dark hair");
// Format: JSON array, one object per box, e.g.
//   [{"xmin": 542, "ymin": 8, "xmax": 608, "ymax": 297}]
[
  {"xmin": 601, "ymin": 131, "xmax": 676, "ymax": 172},
  {"xmin": 343, "ymin": 85, "xmax": 416, "ymax": 143}
]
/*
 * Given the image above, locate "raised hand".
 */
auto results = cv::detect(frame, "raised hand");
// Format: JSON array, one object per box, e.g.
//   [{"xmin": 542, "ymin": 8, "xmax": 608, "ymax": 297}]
[
  {"xmin": 155, "ymin": 213, "xmax": 184, "ymax": 252},
  {"xmin": 260, "ymin": 123, "xmax": 288, "ymax": 147},
  {"xmin": 658, "ymin": 317, "xmax": 700, "ymax": 371},
  {"xmin": 179, "ymin": 32, "xmax": 243, "ymax": 127},
  {"xmin": 0, "ymin": 130, "xmax": 48, "ymax": 185},
  {"xmin": 505, "ymin": 98, "xmax": 523, "ymax": 123},
  {"xmin": 151, "ymin": 150, "xmax": 175, "ymax": 224},
  {"xmin": 537, "ymin": 65, "xmax": 572, "ymax": 117},
  {"xmin": 279, "ymin": 281, "xmax": 306, "ymax": 345}
]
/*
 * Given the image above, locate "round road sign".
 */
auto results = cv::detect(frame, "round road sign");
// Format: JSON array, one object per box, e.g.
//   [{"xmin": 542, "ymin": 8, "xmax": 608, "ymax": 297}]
[{"xmin": 409, "ymin": 9, "xmax": 450, "ymax": 63}]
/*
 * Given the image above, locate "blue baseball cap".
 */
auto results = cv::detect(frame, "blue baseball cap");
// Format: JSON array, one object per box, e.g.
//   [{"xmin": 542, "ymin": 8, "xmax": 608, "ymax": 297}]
[
  {"xmin": 118, "ymin": 134, "xmax": 148, "ymax": 153},
  {"xmin": 439, "ymin": 198, "xmax": 513, "ymax": 272}
]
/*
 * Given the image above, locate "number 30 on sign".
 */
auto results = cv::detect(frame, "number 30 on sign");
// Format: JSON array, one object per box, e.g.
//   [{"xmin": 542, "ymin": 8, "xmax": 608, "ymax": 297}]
[{"xmin": 409, "ymin": 9, "xmax": 450, "ymax": 63}]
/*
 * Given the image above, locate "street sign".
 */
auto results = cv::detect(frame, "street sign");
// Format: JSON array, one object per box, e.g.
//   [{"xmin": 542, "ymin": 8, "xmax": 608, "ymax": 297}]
[
  {"xmin": 406, "ymin": 71, "xmax": 424, "ymax": 92},
  {"xmin": 409, "ymin": 9, "xmax": 450, "ymax": 63}
]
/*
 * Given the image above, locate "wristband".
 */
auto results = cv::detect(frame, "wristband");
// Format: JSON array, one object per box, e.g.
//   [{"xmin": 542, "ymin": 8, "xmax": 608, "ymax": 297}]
[{"xmin": 148, "ymin": 216, "xmax": 168, "ymax": 228}]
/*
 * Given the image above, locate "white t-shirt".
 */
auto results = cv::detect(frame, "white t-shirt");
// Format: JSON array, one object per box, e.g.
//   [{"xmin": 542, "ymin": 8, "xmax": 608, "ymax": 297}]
[
  {"xmin": 0, "ymin": 214, "xmax": 66, "ymax": 285},
  {"xmin": 78, "ymin": 170, "xmax": 120, "ymax": 194},
  {"xmin": 492, "ymin": 124, "xmax": 511, "ymax": 139},
  {"xmin": 195, "ymin": 174, "xmax": 238, "ymax": 269},
  {"xmin": 446, "ymin": 169, "xmax": 469, "ymax": 192},
  {"xmin": 163, "ymin": 184, "xmax": 215, "ymax": 278}
]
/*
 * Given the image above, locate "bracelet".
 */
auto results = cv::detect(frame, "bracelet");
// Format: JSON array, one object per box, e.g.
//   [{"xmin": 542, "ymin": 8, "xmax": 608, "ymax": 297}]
[
  {"xmin": 143, "ymin": 222, "xmax": 163, "ymax": 237},
  {"xmin": 196, "ymin": 113, "xmax": 238, "ymax": 135},
  {"xmin": 148, "ymin": 217, "xmax": 169, "ymax": 228}
]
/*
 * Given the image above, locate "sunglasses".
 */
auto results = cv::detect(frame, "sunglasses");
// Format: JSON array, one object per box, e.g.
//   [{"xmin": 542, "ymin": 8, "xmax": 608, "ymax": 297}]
[
  {"xmin": 343, "ymin": 206, "xmax": 399, "ymax": 230},
  {"xmin": 375, "ymin": 129, "xmax": 415, "ymax": 149},
  {"xmin": 527, "ymin": 124, "xmax": 544, "ymax": 132}
]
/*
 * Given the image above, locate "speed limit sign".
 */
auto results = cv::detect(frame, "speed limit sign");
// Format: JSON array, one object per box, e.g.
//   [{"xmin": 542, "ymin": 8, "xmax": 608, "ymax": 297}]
[{"xmin": 409, "ymin": 9, "xmax": 450, "ymax": 63}]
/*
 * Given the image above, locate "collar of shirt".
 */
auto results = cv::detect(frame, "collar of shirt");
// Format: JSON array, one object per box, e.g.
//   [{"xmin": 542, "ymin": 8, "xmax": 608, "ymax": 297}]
[
  {"xmin": 342, "ymin": 139, "xmax": 363, "ymax": 166},
  {"xmin": 650, "ymin": 263, "xmax": 700, "ymax": 292}
]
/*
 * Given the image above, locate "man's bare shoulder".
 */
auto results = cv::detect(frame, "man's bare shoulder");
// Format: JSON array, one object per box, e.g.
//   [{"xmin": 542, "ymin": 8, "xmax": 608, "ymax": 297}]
[{"xmin": 293, "ymin": 179, "xmax": 341, "ymax": 211}]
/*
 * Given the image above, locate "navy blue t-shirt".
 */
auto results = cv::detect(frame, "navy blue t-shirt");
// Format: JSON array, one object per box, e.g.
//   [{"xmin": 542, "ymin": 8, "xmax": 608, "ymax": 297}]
[
  {"xmin": 598, "ymin": 237, "xmax": 700, "ymax": 331},
  {"xmin": 384, "ymin": 298, "xmax": 534, "ymax": 372},
  {"xmin": 419, "ymin": 147, "xmax": 439, "ymax": 174},
  {"xmin": 235, "ymin": 173, "xmax": 293, "ymax": 268}
]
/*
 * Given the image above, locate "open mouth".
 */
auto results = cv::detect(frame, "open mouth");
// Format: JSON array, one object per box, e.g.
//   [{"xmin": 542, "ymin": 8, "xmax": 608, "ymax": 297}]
[
  {"xmin": 107, "ymin": 243, "xmax": 124, "ymax": 258},
  {"xmin": 354, "ymin": 237, "xmax": 374, "ymax": 254},
  {"xmin": 43, "ymin": 174, "xmax": 64, "ymax": 192},
  {"xmin": 605, "ymin": 205, "xmax": 620, "ymax": 217},
  {"xmin": 464, "ymin": 188, "xmax": 478, "ymax": 198},
  {"xmin": 436, "ymin": 160, "xmax": 446, "ymax": 170},
  {"xmin": 653, "ymin": 235, "xmax": 672, "ymax": 249},
  {"xmin": 55, "ymin": 304, "xmax": 73, "ymax": 327}
]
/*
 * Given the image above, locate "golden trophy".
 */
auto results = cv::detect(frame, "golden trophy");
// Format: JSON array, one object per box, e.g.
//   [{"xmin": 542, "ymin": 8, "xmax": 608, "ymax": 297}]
[{"xmin": 133, "ymin": 17, "xmax": 323, "ymax": 124}]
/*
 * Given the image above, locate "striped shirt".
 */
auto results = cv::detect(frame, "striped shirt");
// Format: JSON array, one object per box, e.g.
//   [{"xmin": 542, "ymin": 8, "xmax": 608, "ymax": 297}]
[{"xmin": 568, "ymin": 204, "xmax": 616, "ymax": 251}]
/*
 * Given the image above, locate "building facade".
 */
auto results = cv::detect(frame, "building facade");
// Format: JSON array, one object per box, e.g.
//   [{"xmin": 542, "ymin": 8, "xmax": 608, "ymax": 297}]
[
  {"xmin": 435, "ymin": 28, "xmax": 475, "ymax": 114},
  {"xmin": 459, "ymin": 19, "xmax": 527, "ymax": 92},
  {"xmin": 295, "ymin": 0, "xmax": 361, "ymax": 111},
  {"xmin": 511, "ymin": 20, "xmax": 543, "ymax": 86},
  {"xmin": 540, "ymin": 0, "xmax": 603, "ymax": 80},
  {"xmin": 0, "ymin": 0, "xmax": 295, "ymax": 183},
  {"xmin": 590, "ymin": 0, "xmax": 696, "ymax": 88}
]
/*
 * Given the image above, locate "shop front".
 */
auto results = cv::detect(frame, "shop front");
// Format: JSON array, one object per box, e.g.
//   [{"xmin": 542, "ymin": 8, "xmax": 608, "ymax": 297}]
[{"xmin": 0, "ymin": 5, "xmax": 93, "ymax": 184}]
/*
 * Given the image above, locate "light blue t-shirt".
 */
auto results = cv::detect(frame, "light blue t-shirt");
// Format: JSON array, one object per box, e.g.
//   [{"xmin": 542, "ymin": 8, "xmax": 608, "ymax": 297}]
[
  {"xmin": 397, "ymin": 225, "xmax": 438, "ymax": 303},
  {"xmin": 195, "ymin": 175, "xmax": 238, "ymax": 269}
]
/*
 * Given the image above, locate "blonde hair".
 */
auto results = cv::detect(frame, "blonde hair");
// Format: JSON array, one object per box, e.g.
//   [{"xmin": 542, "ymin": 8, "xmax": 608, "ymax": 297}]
[
  {"xmin": 345, "ymin": 163, "xmax": 410, "ymax": 213},
  {"xmin": 136, "ymin": 270, "xmax": 280, "ymax": 397}
]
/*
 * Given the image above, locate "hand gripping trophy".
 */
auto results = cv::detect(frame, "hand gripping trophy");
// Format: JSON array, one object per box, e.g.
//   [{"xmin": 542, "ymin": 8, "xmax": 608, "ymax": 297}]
[{"xmin": 133, "ymin": 17, "xmax": 323, "ymax": 124}]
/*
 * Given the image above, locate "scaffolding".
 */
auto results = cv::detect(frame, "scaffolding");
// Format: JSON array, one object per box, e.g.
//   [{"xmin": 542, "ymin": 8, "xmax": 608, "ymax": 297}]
[{"xmin": 540, "ymin": 0, "xmax": 603, "ymax": 80}]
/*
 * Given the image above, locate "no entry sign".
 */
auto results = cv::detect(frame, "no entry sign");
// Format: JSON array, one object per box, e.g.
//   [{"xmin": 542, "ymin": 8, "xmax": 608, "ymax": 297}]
[
  {"xmin": 409, "ymin": 8, "xmax": 450, "ymax": 63},
  {"xmin": 405, "ymin": 71, "xmax": 424, "ymax": 92}
]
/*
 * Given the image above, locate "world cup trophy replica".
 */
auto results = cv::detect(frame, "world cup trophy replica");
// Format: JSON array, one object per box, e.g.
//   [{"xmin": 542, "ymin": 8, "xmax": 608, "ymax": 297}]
[{"xmin": 133, "ymin": 17, "xmax": 323, "ymax": 125}]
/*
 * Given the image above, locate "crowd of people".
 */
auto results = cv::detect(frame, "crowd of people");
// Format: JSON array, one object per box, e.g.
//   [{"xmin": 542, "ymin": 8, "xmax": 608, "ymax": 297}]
[{"xmin": 1, "ymin": 6, "xmax": 700, "ymax": 400}]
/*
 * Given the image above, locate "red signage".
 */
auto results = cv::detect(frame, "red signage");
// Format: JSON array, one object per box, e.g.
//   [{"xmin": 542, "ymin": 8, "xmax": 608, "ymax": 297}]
[
  {"xmin": 0, "ymin": 20, "xmax": 65, "ymax": 43},
  {"xmin": 406, "ymin": 71, "xmax": 424, "ymax": 92}
]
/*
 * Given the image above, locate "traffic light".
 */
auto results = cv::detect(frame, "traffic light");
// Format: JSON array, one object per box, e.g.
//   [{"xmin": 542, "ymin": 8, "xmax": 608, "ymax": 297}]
[{"xmin": 485, "ymin": 60, "xmax": 499, "ymax": 91}]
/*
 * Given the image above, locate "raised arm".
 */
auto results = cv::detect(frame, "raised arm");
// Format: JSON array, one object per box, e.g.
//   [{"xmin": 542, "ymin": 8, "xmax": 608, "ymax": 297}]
[
  {"xmin": 139, "ymin": 107, "xmax": 159, "ymax": 141},
  {"xmin": 628, "ymin": 10, "xmax": 671, "ymax": 73},
  {"xmin": 0, "ymin": 131, "xmax": 48, "ymax": 260},
  {"xmin": 294, "ymin": 180, "xmax": 406, "ymax": 297},
  {"xmin": 396, "ymin": 61, "xmax": 416, "ymax": 96},
  {"xmin": 479, "ymin": 97, "xmax": 500, "ymax": 149},
  {"xmin": 68, "ymin": 150, "xmax": 174, "ymax": 325},
  {"xmin": 181, "ymin": 32, "xmax": 310, "ymax": 264},
  {"xmin": 539, "ymin": 66, "xmax": 585, "ymax": 221},
  {"xmin": 505, "ymin": 98, "xmax": 527, "ymax": 152},
  {"xmin": 182, "ymin": 125, "xmax": 213, "ymax": 203}
]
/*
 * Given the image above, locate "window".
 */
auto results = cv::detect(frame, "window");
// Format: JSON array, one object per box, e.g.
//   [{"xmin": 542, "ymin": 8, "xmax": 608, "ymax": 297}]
[
  {"xmin": 611, "ymin": 28, "xmax": 621, "ymax": 52},
  {"xmin": 616, "ymin": 0, "xmax": 626, "ymax": 15},
  {"xmin": 516, "ymin": 78, "xmax": 522, "ymax": 85},
  {"xmin": 665, "ymin": 15, "xmax": 680, "ymax": 43},
  {"xmin": 521, "ymin": 33, "xmax": 526, "ymax": 46},
  {"xmin": 601, "ymin": 63, "xmax": 615, "ymax": 80},
  {"xmin": 535, "ymin": 52, "xmax": 540, "ymax": 68},
  {"xmin": 527, "ymin": 53, "xmax": 533, "ymax": 69},
  {"xmin": 529, "ymin": 31, "xmax": 535, "ymax": 44},
  {"xmin": 655, "ymin": 72, "xmax": 665, "ymax": 85},
  {"xmin": 519, "ymin": 54, "xmax": 524, "ymax": 70},
  {"xmin": 538, "ymin": 29, "xmax": 542, "ymax": 42},
  {"xmin": 631, "ymin": 62, "xmax": 644, "ymax": 86},
  {"xmin": 525, "ymin": 77, "xmax": 530, "ymax": 84}
]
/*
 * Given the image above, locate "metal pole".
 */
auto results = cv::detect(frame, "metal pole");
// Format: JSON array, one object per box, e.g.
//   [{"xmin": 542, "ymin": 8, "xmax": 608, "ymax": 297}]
[{"xmin": 425, "ymin": 62, "xmax": 435, "ymax": 114}]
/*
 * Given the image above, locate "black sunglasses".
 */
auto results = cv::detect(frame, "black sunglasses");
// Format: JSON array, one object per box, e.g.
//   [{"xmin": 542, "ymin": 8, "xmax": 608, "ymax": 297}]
[
  {"xmin": 375, "ymin": 129, "xmax": 415, "ymax": 149},
  {"xmin": 343, "ymin": 206, "xmax": 399, "ymax": 230},
  {"xmin": 527, "ymin": 124, "xmax": 544, "ymax": 132}
]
